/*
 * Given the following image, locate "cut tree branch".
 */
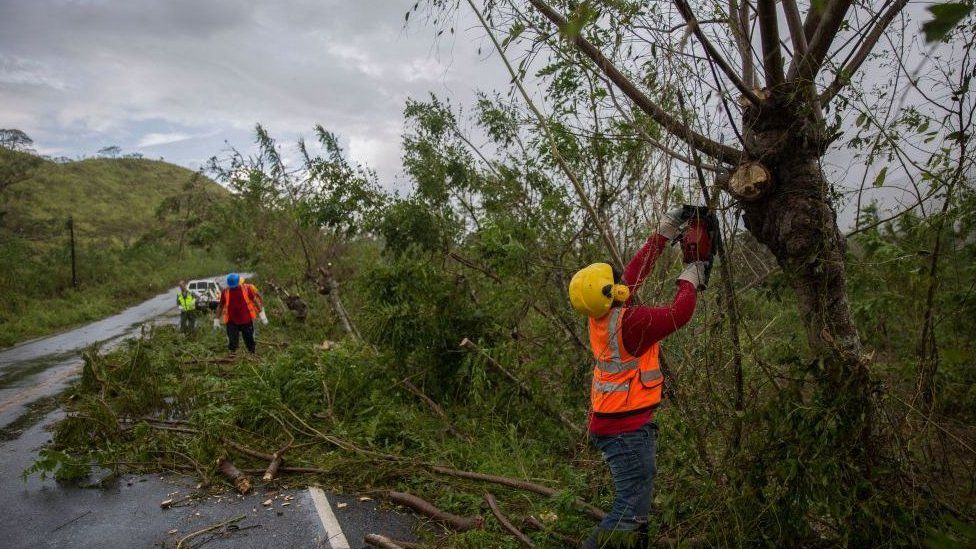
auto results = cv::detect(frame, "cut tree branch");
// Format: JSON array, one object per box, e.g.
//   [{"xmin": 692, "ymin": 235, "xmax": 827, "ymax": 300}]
[
  {"xmin": 674, "ymin": 0, "xmax": 762, "ymax": 104},
  {"xmin": 819, "ymin": 0, "xmax": 909, "ymax": 103},
  {"xmin": 524, "ymin": 0, "xmax": 742, "ymax": 165},
  {"xmin": 430, "ymin": 465, "xmax": 607, "ymax": 520},
  {"xmin": 484, "ymin": 493, "xmax": 535, "ymax": 547},
  {"xmin": 264, "ymin": 439, "xmax": 292, "ymax": 481},
  {"xmin": 385, "ymin": 491, "xmax": 483, "ymax": 531},
  {"xmin": 756, "ymin": 0, "xmax": 786, "ymax": 88},
  {"xmin": 364, "ymin": 534, "xmax": 405, "ymax": 549},
  {"xmin": 216, "ymin": 457, "xmax": 251, "ymax": 494},
  {"xmin": 317, "ymin": 265, "xmax": 361, "ymax": 340}
]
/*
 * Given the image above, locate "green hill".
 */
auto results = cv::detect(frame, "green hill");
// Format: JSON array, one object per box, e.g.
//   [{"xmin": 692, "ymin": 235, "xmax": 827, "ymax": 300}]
[
  {"xmin": 1, "ymin": 149, "xmax": 226, "ymax": 243},
  {"xmin": 0, "ymin": 149, "xmax": 233, "ymax": 347}
]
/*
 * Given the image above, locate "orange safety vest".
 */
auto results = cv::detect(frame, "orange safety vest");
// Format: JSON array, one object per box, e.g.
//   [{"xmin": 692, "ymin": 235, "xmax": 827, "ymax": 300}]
[
  {"xmin": 588, "ymin": 307, "xmax": 663, "ymax": 417},
  {"xmin": 221, "ymin": 285, "xmax": 260, "ymax": 323}
]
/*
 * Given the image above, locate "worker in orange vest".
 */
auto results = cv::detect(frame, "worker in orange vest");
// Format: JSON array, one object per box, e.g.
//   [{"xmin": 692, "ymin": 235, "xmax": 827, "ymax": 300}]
[
  {"xmin": 569, "ymin": 207, "xmax": 716, "ymax": 548},
  {"xmin": 215, "ymin": 273, "xmax": 263, "ymax": 353}
]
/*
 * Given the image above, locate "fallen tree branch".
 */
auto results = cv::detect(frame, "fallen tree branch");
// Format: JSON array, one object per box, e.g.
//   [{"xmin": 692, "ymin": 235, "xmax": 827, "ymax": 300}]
[
  {"xmin": 401, "ymin": 379, "xmax": 468, "ymax": 441},
  {"xmin": 317, "ymin": 265, "xmax": 361, "ymax": 340},
  {"xmin": 175, "ymin": 514, "xmax": 246, "ymax": 549},
  {"xmin": 263, "ymin": 438, "xmax": 293, "ymax": 481},
  {"xmin": 138, "ymin": 423, "xmax": 199, "ymax": 435},
  {"xmin": 364, "ymin": 534, "xmax": 420, "ymax": 549},
  {"xmin": 484, "ymin": 492, "xmax": 535, "ymax": 547},
  {"xmin": 459, "ymin": 338, "xmax": 582, "ymax": 434},
  {"xmin": 430, "ymin": 466, "xmax": 606, "ymax": 521},
  {"xmin": 216, "ymin": 457, "xmax": 251, "ymax": 494},
  {"xmin": 224, "ymin": 439, "xmax": 274, "ymax": 462},
  {"xmin": 160, "ymin": 492, "xmax": 201, "ymax": 509},
  {"xmin": 385, "ymin": 491, "xmax": 483, "ymax": 532}
]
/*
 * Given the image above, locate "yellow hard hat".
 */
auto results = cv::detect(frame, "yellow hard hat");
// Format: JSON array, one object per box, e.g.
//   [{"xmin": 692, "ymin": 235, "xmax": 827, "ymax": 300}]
[{"xmin": 568, "ymin": 263, "xmax": 630, "ymax": 318}]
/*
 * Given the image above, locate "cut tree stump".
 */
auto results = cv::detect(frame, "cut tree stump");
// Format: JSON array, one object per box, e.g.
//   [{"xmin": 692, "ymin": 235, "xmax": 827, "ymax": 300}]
[
  {"xmin": 725, "ymin": 161, "xmax": 773, "ymax": 201},
  {"xmin": 216, "ymin": 458, "xmax": 251, "ymax": 494}
]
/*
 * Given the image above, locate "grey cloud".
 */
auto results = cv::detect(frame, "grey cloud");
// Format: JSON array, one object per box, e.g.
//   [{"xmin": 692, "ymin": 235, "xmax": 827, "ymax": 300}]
[{"xmin": 0, "ymin": 0, "xmax": 506, "ymax": 183}]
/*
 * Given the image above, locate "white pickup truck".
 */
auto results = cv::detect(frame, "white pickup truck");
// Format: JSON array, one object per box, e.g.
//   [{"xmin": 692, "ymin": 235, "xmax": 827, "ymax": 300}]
[{"xmin": 186, "ymin": 279, "xmax": 221, "ymax": 310}]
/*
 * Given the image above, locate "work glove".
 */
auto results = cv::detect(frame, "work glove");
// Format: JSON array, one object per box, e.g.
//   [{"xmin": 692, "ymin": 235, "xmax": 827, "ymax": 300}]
[
  {"xmin": 678, "ymin": 260, "xmax": 712, "ymax": 290},
  {"xmin": 657, "ymin": 207, "xmax": 687, "ymax": 240},
  {"xmin": 213, "ymin": 317, "xmax": 220, "ymax": 330},
  {"xmin": 259, "ymin": 310, "xmax": 269, "ymax": 325}
]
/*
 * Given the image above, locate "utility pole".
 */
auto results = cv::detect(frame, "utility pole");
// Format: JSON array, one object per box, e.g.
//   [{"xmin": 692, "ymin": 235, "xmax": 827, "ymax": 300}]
[{"xmin": 68, "ymin": 216, "xmax": 77, "ymax": 288}]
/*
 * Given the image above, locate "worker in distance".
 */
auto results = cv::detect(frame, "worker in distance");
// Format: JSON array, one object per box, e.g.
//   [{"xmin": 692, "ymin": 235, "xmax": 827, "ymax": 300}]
[{"xmin": 569, "ymin": 206, "xmax": 717, "ymax": 548}]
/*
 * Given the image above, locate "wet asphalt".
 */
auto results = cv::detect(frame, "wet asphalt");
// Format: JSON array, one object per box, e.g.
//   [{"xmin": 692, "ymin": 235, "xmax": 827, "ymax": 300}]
[{"xmin": 0, "ymin": 279, "xmax": 417, "ymax": 548}]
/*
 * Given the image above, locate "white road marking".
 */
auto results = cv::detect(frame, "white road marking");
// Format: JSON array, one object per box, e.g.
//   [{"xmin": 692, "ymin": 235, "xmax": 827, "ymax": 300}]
[{"xmin": 309, "ymin": 486, "xmax": 350, "ymax": 549}]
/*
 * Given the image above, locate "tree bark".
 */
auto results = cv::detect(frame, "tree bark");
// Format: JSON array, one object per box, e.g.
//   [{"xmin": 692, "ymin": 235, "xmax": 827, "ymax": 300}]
[
  {"xmin": 738, "ymin": 141, "xmax": 873, "ymax": 478},
  {"xmin": 740, "ymin": 154, "xmax": 862, "ymax": 367}
]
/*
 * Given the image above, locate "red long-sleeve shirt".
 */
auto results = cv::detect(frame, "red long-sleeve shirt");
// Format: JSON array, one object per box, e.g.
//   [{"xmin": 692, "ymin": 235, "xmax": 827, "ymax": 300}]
[{"xmin": 588, "ymin": 233, "xmax": 697, "ymax": 435}]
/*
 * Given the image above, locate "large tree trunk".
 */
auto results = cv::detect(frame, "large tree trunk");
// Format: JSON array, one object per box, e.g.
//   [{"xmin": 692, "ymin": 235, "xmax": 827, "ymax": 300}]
[
  {"xmin": 741, "ymin": 156, "xmax": 862, "ymax": 365},
  {"xmin": 739, "ymin": 104, "xmax": 874, "ymax": 480},
  {"xmin": 739, "ymin": 101, "xmax": 864, "ymax": 372}
]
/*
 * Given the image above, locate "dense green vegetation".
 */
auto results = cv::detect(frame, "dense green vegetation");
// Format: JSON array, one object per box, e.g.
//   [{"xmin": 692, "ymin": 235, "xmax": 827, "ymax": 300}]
[
  {"xmin": 35, "ymin": 105, "xmax": 976, "ymax": 546},
  {"xmin": 14, "ymin": 2, "xmax": 976, "ymax": 546},
  {"xmin": 0, "ymin": 148, "xmax": 231, "ymax": 347}
]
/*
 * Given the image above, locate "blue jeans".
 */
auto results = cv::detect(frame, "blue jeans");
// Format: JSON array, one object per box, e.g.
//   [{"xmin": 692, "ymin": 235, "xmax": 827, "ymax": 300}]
[{"xmin": 584, "ymin": 422, "xmax": 657, "ymax": 548}]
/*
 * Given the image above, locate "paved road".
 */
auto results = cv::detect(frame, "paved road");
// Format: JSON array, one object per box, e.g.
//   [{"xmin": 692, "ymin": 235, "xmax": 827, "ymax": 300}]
[{"xmin": 0, "ymin": 279, "xmax": 416, "ymax": 548}]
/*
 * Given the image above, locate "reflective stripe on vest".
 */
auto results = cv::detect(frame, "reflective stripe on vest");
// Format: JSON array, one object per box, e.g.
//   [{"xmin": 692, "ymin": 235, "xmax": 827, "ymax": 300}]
[
  {"xmin": 640, "ymin": 369, "xmax": 663, "ymax": 383},
  {"xmin": 595, "ymin": 309, "xmax": 639, "ymax": 373},
  {"xmin": 594, "ymin": 380, "xmax": 630, "ymax": 393}
]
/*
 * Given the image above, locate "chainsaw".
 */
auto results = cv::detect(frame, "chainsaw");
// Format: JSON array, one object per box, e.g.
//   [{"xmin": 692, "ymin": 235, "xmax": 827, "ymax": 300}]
[{"xmin": 675, "ymin": 204, "xmax": 721, "ymax": 264}]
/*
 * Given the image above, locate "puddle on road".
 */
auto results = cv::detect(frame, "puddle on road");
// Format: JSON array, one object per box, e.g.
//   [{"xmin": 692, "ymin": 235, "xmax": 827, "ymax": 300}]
[{"xmin": 0, "ymin": 351, "xmax": 79, "ymax": 390}]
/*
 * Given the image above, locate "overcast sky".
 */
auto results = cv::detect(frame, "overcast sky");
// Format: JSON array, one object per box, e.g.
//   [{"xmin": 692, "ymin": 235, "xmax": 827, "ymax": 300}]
[
  {"xmin": 0, "ymin": 0, "xmax": 957, "ymax": 230},
  {"xmin": 0, "ymin": 0, "xmax": 508, "ymax": 187}
]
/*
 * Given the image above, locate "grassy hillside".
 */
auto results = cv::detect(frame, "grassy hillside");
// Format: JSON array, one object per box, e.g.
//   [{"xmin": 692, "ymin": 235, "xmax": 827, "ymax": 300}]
[
  {"xmin": 1, "ymin": 149, "xmax": 226, "ymax": 242},
  {"xmin": 0, "ymin": 149, "xmax": 234, "ymax": 347}
]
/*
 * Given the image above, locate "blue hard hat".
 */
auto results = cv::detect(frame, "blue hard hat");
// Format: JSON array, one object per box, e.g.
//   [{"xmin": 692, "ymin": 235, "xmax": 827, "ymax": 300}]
[{"xmin": 226, "ymin": 273, "xmax": 240, "ymax": 288}]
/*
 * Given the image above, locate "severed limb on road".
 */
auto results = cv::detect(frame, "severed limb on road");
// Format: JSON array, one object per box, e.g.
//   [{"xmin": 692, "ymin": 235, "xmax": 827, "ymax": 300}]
[{"xmin": 384, "ymin": 491, "xmax": 483, "ymax": 532}]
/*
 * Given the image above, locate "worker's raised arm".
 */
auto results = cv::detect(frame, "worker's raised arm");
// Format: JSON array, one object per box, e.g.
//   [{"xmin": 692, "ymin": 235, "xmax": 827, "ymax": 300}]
[
  {"xmin": 620, "ymin": 212, "xmax": 716, "ymax": 356},
  {"xmin": 621, "ymin": 208, "xmax": 686, "ymax": 300},
  {"xmin": 620, "ymin": 282, "xmax": 696, "ymax": 356}
]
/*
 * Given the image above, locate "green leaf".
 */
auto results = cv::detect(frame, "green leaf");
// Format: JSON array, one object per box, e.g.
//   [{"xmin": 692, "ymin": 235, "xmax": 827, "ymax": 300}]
[
  {"xmin": 946, "ymin": 130, "xmax": 967, "ymax": 142},
  {"xmin": 502, "ymin": 22, "xmax": 525, "ymax": 49},
  {"xmin": 561, "ymin": 2, "xmax": 598, "ymax": 40},
  {"xmin": 872, "ymin": 167, "xmax": 888, "ymax": 188},
  {"xmin": 921, "ymin": 3, "xmax": 972, "ymax": 43}
]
